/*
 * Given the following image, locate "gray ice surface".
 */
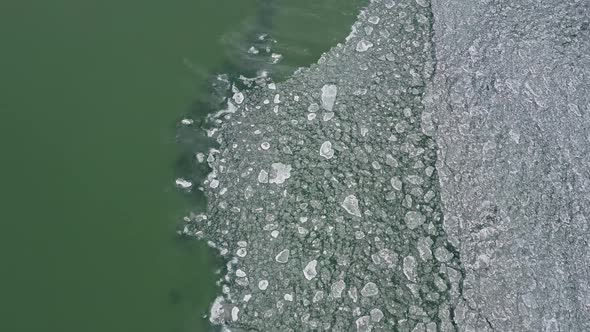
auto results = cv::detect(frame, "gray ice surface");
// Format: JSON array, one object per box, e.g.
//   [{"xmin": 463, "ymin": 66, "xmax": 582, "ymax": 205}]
[
  {"xmin": 424, "ymin": 0, "xmax": 590, "ymax": 330},
  {"xmin": 183, "ymin": 0, "xmax": 590, "ymax": 331}
]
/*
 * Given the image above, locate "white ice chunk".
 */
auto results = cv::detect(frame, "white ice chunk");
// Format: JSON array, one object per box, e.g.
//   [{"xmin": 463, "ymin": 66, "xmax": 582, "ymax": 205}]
[
  {"xmin": 320, "ymin": 141, "xmax": 334, "ymax": 159},
  {"xmin": 236, "ymin": 248, "xmax": 247, "ymax": 257},
  {"xmin": 370, "ymin": 308, "xmax": 384, "ymax": 322},
  {"xmin": 269, "ymin": 163, "xmax": 292, "ymax": 184},
  {"xmin": 361, "ymin": 282, "xmax": 379, "ymax": 297},
  {"xmin": 404, "ymin": 211, "xmax": 425, "ymax": 230},
  {"xmin": 209, "ymin": 179, "xmax": 220, "ymax": 189},
  {"xmin": 231, "ymin": 307, "xmax": 239, "ymax": 321},
  {"xmin": 271, "ymin": 53, "xmax": 282, "ymax": 64},
  {"xmin": 342, "ymin": 194, "xmax": 362, "ymax": 217},
  {"xmin": 313, "ymin": 290, "xmax": 324, "ymax": 303},
  {"xmin": 403, "ymin": 255, "xmax": 418, "ymax": 282},
  {"xmin": 275, "ymin": 249, "xmax": 290, "ymax": 263},
  {"xmin": 356, "ymin": 316, "xmax": 372, "ymax": 332},
  {"xmin": 175, "ymin": 178, "xmax": 192, "ymax": 189},
  {"xmin": 233, "ymin": 91, "xmax": 244, "ymax": 104},
  {"xmin": 303, "ymin": 259, "xmax": 318, "ymax": 280},
  {"xmin": 331, "ymin": 280, "xmax": 346, "ymax": 298},
  {"xmin": 323, "ymin": 112, "xmax": 334, "ymax": 121},
  {"xmin": 258, "ymin": 169, "xmax": 269, "ymax": 183},
  {"xmin": 356, "ymin": 40, "xmax": 373, "ymax": 52},
  {"xmin": 391, "ymin": 177, "xmax": 402, "ymax": 191},
  {"xmin": 415, "ymin": 0, "xmax": 428, "ymax": 7},
  {"xmin": 321, "ymin": 84, "xmax": 338, "ymax": 111},
  {"xmin": 368, "ymin": 16, "xmax": 380, "ymax": 24},
  {"xmin": 258, "ymin": 279, "xmax": 269, "ymax": 290},
  {"xmin": 209, "ymin": 296, "xmax": 225, "ymax": 324}
]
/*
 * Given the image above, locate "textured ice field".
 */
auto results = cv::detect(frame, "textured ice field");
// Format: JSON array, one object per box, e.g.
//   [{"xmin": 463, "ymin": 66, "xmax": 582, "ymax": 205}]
[{"xmin": 184, "ymin": 0, "xmax": 590, "ymax": 331}]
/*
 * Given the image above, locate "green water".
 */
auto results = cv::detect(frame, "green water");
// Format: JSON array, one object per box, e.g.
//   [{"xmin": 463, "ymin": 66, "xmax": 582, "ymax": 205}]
[{"xmin": 0, "ymin": 1, "xmax": 361, "ymax": 331}]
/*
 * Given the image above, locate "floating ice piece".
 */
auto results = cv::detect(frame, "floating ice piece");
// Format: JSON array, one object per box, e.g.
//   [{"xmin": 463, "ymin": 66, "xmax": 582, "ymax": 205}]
[
  {"xmin": 390, "ymin": 177, "xmax": 402, "ymax": 191},
  {"xmin": 231, "ymin": 307, "xmax": 239, "ymax": 321},
  {"xmin": 258, "ymin": 279, "xmax": 269, "ymax": 290},
  {"xmin": 269, "ymin": 163, "xmax": 292, "ymax": 184},
  {"xmin": 368, "ymin": 16, "xmax": 380, "ymax": 24},
  {"xmin": 404, "ymin": 211, "xmax": 425, "ymax": 230},
  {"xmin": 175, "ymin": 178, "xmax": 193, "ymax": 189},
  {"xmin": 236, "ymin": 248, "xmax": 247, "ymax": 257},
  {"xmin": 320, "ymin": 141, "xmax": 334, "ymax": 159},
  {"xmin": 180, "ymin": 118, "xmax": 193, "ymax": 125},
  {"xmin": 271, "ymin": 53, "xmax": 282, "ymax": 64},
  {"xmin": 434, "ymin": 247, "xmax": 452, "ymax": 262},
  {"xmin": 248, "ymin": 46, "xmax": 259, "ymax": 54},
  {"xmin": 370, "ymin": 308, "xmax": 383, "ymax": 322},
  {"xmin": 261, "ymin": 142, "xmax": 270, "ymax": 150},
  {"xmin": 342, "ymin": 194, "xmax": 362, "ymax": 217},
  {"xmin": 331, "ymin": 280, "xmax": 346, "ymax": 298},
  {"xmin": 207, "ymin": 128, "xmax": 218, "ymax": 137},
  {"xmin": 209, "ymin": 179, "xmax": 220, "ymax": 189},
  {"xmin": 361, "ymin": 282, "xmax": 379, "ymax": 297},
  {"xmin": 417, "ymin": 237, "xmax": 433, "ymax": 261},
  {"xmin": 415, "ymin": 0, "xmax": 428, "ymax": 7},
  {"xmin": 349, "ymin": 287, "xmax": 359, "ymax": 304},
  {"xmin": 355, "ymin": 316, "xmax": 372, "ymax": 332},
  {"xmin": 208, "ymin": 100, "xmax": 237, "ymax": 120},
  {"xmin": 321, "ymin": 84, "xmax": 338, "ymax": 111},
  {"xmin": 258, "ymin": 169, "xmax": 269, "ymax": 183},
  {"xmin": 275, "ymin": 249, "xmax": 290, "ymax": 263},
  {"xmin": 407, "ymin": 175, "xmax": 423, "ymax": 185},
  {"xmin": 303, "ymin": 259, "xmax": 318, "ymax": 280},
  {"xmin": 356, "ymin": 40, "xmax": 373, "ymax": 52},
  {"xmin": 232, "ymin": 91, "xmax": 244, "ymax": 104},
  {"xmin": 209, "ymin": 296, "xmax": 225, "ymax": 324},
  {"xmin": 313, "ymin": 290, "xmax": 324, "ymax": 303},
  {"xmin": 403, "ymin": 255, "xmax": 417, "ymax": 282},
  {"xmin": 268, "ymin": 83, "xmax": 276, "ymax": 90},
  {"xmin": 386, "ymin": 154, "xmax": 399, "ymax": 167},
  {"xmin": 284, "ymin": 293, "xmax": 293, "ymax": 301}
]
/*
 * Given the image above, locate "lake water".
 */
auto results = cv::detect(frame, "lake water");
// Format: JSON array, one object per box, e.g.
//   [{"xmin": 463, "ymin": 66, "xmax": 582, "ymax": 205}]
[{"xmin": 0, "ymin": 1, "xmax": 362, "ymax": 331}]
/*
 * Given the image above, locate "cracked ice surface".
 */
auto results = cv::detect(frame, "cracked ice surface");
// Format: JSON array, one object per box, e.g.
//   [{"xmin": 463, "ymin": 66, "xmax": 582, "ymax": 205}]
[
  {"xmin": 185, "ymin": 0, "xmax": 462, "ymax": 331},
  {"xmin": 178, "ymin": 0, "xmax": 589, "ymax": 330}
]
